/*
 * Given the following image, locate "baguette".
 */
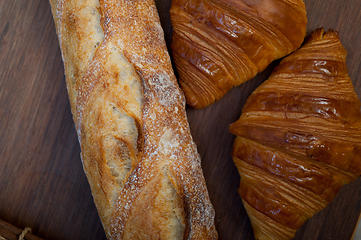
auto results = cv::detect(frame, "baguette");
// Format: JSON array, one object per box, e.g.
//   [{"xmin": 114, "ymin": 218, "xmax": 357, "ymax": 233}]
[{"xmin": 49, "ymin": 0, "xmax": 217, "ymax": 239}]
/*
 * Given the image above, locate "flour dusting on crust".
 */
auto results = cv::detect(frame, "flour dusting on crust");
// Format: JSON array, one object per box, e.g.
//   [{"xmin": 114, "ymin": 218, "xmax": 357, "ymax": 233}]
[{"xmin": 49, "ymin": 0, "xmax": 217, "ymax": 239}]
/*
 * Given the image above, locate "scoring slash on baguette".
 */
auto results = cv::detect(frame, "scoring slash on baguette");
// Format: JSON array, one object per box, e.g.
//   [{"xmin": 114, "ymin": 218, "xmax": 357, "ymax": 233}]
[{"xmin": 49, "ymin": 0, "xmax": 217, "ymax": 239}]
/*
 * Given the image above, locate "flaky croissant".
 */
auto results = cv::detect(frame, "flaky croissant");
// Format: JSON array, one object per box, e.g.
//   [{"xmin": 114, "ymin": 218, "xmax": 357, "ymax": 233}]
[
  {"xmin": 229, "ymin": 28, "xmax": 361, "ymax": 240},
  {"xmin": 170, "ymin": 0, "xmax": 307, "ymax": 108}
]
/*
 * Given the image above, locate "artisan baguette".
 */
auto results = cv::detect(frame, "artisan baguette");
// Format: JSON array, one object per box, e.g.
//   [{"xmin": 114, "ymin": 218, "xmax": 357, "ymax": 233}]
[{"xmin": 49, "ymin": 0, "xmax": 217, "ymax": 239}]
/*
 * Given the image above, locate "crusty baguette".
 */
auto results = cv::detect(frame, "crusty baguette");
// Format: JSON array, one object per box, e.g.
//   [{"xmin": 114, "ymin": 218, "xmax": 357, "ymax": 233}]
[{"xmin": 48, "ymin": 0, "xmax": 217, "ymax": 239}]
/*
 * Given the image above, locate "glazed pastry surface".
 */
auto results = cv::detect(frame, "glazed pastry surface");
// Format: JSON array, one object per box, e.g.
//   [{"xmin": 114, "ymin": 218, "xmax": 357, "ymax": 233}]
[
  {"xmin": 170, "ymin": 0, "xmax": 307, "ymax": 108},
  {"xmin": 229, "ymin": 28, "xmax": 361, "ymax": 240}
]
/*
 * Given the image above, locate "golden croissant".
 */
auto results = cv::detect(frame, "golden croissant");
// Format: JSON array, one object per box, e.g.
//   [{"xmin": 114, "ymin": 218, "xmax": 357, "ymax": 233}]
[
  {"xmin": 170, "ymin": 0, "xmax": 308, "ymax": 108},
  {"xmin": 229, "ymin": 28, "xmax": 361, "ymax": 240}
]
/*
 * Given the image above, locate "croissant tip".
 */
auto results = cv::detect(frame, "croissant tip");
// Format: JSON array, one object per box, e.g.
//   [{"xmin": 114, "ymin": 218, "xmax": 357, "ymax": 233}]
[
  {"xmin": 304, "ymin": 28, "xmax": 340, "ymax": 44},
  {"xmin": 228, "ymin": 124, "xmax": 234, "ymax": 134},
  {"xmin": 324, "ymin": 28, "xmax": 340, "ymax": 38},
  {"xmin": 229, "ymin": 122, "xmax": 240, "ymax": 136}
]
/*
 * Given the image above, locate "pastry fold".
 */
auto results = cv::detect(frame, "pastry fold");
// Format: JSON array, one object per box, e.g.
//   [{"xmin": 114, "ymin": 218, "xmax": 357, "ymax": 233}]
[
  {"xmin": 170, "ymin": 0, "xmax": 307, "ymax": 108},
  {"xmin": 229, "ymin": 28, "xmax": 361, "ymax": 240}
]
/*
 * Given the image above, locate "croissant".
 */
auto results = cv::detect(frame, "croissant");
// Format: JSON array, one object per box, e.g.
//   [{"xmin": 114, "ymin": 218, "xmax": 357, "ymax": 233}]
[
  {"xmin": 49, "ymin": 0, "xmax": 217, "ymax": 239},
  {"xmin": 170, "ymin": 0, "xmax": 308, "ymax": 108},
  {"xmin": 229, "ymin": 28, "xmax": 361, "ymax": 240}
]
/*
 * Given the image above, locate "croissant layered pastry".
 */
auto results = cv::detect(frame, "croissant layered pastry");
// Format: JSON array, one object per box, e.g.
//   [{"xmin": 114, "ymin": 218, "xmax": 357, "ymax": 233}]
[
  {"xmin": 170, "ymin": 0, "xmax": 308, "ymax": 108},
  {"xmin": 229, "ymin": 28, "xmax": 361, "ymax": 240},
  {"xmin": 49, "ymin": 0, "xmax": 217, "ymax": 239}
]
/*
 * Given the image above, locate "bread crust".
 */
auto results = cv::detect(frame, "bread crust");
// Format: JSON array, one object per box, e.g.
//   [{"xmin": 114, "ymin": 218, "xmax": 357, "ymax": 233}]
[{"xmin": 49, "ymin": 0, "xmax": 217, "ymax": 239}]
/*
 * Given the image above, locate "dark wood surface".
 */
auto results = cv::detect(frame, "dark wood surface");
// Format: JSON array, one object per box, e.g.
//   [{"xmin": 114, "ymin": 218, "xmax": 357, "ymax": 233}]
[{"xmin": 1, "ymin": 0, "xmax": 361, "ymax": 239}]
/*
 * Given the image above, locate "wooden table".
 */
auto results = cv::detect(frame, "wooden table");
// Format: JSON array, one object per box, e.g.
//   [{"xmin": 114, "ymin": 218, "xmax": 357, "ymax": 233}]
[{"xmin": 1, "ymin": 0, "xmax": 361, "ymax": 239}]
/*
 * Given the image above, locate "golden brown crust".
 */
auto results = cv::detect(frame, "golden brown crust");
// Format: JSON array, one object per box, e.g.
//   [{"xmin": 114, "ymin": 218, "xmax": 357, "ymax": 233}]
[
  {"xmin": 229, "ymin": 28, "xmax": 361, "ymax": 240},
  {"xmin": 170, "ymin": 0, "xmax": 307, "ymax": 108},
  {"xmin": 49, "ymin": 0, "xmax": 217, "ymax": 239}
]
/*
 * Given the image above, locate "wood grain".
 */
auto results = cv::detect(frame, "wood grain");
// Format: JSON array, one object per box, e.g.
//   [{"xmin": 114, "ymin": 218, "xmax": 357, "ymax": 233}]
[{"xmin": 0, "ymin": 0, "xmax": 360, "ymax": 240}]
